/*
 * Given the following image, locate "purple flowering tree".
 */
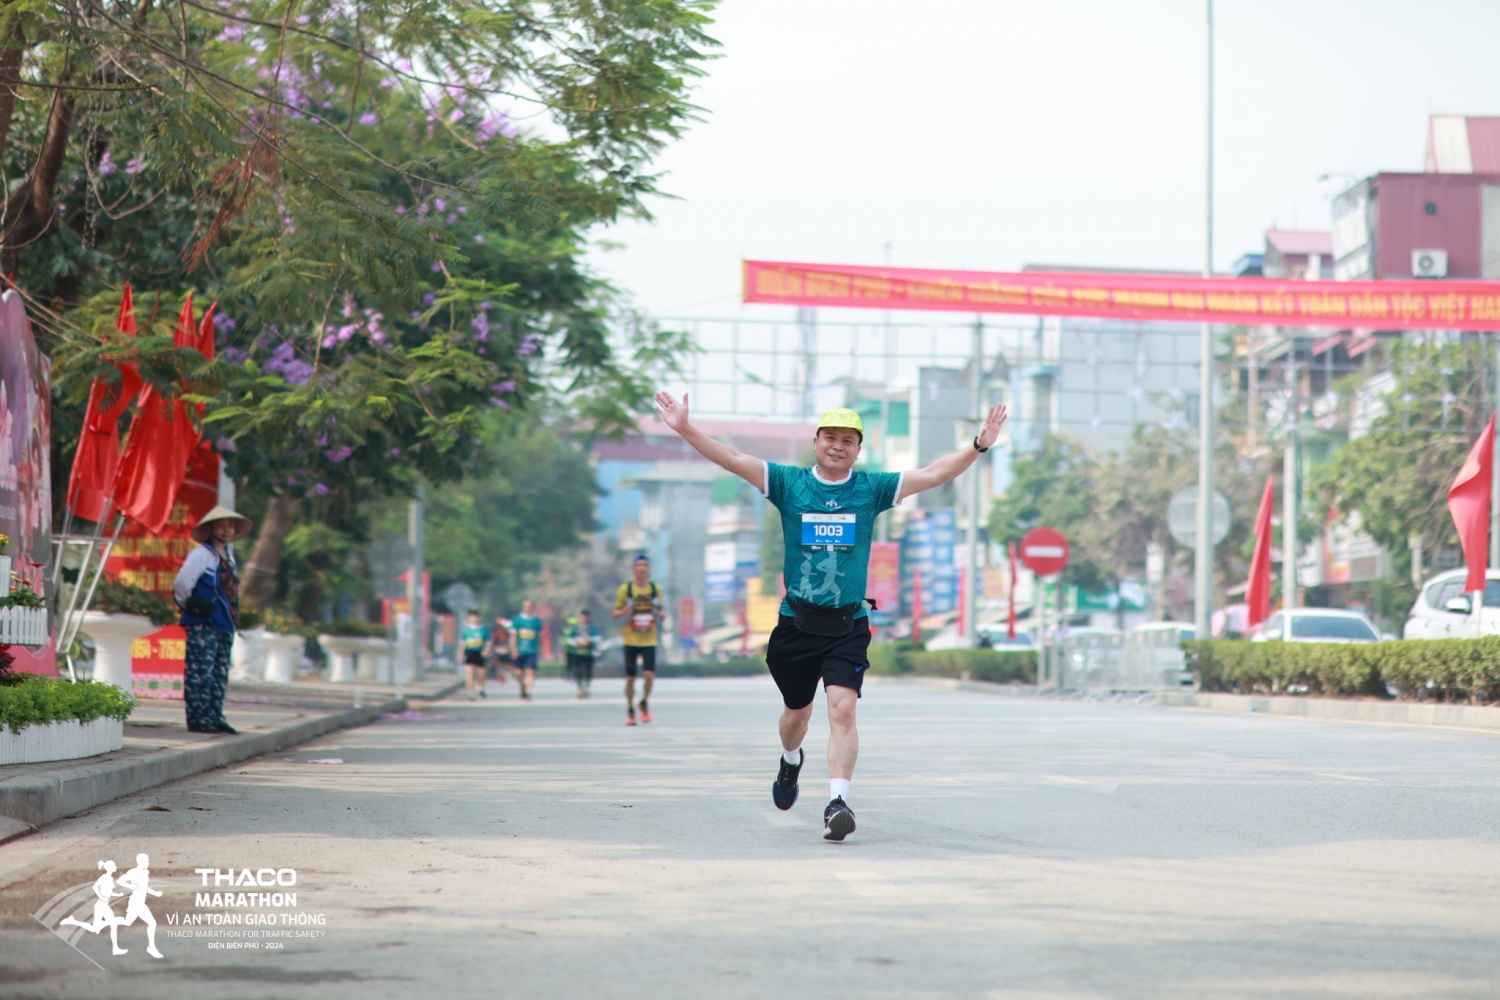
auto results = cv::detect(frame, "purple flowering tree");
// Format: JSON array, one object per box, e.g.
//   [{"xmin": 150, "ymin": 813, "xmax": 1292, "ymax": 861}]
[{"xmin": 13, "ymin": 1, "xmax": 714, "ymax": 608}]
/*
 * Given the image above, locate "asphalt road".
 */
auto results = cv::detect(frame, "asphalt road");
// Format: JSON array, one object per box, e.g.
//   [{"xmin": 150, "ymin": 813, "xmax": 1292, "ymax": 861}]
[{"xmin": 4, "ymin": 676, "xmax": 1500, "ymax": 999}]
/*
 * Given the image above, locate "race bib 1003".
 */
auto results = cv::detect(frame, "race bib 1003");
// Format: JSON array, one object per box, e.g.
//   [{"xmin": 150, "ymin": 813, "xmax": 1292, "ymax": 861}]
[{"xmin": 801, "ymin": 512, "xmax": 855, "ymax": 549}]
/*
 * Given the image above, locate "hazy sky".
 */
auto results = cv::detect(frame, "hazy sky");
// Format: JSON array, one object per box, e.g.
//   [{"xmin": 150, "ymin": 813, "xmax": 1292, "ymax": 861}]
[{"xmin": 584, "ymin": 0, "xmax": 1500, "ymax": 320}]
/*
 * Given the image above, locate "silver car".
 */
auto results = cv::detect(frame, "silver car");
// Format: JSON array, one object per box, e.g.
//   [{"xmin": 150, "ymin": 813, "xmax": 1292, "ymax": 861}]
[{"xmin": 1250, "ymin": 608, "xmax": 1380, "ymax": 644}]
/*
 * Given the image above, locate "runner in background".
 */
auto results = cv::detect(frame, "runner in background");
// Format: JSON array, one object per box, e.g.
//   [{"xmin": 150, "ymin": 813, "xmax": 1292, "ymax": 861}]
[
  {"xmin": 488, "ymin": 614, "xmax": 516, "ymax": 689},
  {"xmin": 460, "ymin": 610, "xmax": 488, "ymax": 699},
  {"xmin": 614, "ymin": 554, "xmax": 663, "ymax": 726},
  {"xmin": 565, "ymin": 610, "xmax": 602, "ymax": 699},
  {"xmin": 511, "ymin": 599, "xmax": 542, "ymax": 700}
]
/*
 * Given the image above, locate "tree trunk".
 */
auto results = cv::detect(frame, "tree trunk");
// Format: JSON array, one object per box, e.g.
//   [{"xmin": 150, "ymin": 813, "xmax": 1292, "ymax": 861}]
[
  {"xmin": 0, "ymin": 25, "xmax": 24, "ymax": 168},
  {"xmin": 2, "ymin": 83, "xmax": 74, "ymax": 251},
  {"xmin": 241, "ymin": 495, "xmax": 301, "ymax": 607}
]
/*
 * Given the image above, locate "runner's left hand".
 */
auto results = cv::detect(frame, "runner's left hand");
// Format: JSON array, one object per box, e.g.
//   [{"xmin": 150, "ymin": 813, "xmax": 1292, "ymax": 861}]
[{"xmin": 976, "ymin": 402, "xmax": 1008, "ymax": 450}]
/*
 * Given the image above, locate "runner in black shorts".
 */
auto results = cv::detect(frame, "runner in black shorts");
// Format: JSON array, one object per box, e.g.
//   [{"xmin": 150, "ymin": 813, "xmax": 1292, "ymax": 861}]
[
  {"xmin": 655, "ymin": 391, "xmax": 1007, "ymax": 841},
  {"xmin": 615, "ymin": 556, "xmax": 663, "ymax": 725}
]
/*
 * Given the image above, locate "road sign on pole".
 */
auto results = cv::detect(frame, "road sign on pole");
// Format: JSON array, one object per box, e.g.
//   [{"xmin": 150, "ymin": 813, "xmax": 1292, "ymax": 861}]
[{"xmin": 1020, "ymin": 527, "xmax": 1069, "ymax": 577}]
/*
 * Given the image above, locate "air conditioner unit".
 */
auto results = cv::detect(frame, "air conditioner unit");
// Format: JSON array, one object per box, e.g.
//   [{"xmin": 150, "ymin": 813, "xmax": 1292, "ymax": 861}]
[{"xmin": 1412, "ymin": 249, "xmax": 1448, "ymax": 278}]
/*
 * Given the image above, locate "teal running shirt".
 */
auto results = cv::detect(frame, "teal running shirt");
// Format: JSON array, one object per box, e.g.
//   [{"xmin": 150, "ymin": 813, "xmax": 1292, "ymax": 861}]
[
  {"xmin": 765, "ymin": 463, "xmax": 903, "ymax": 619},
  {"xmin": 513, "ymin": 615, "xmax": 542, "ymax": 655}
]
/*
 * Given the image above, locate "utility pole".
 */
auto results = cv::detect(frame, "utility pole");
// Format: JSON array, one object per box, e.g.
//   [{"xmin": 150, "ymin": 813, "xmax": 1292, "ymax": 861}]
[
  {"xmin": 1282, "ymin": 341, "xmax": 1298, "ymax": 612},
  {"xmin": 408, "ymin": 485, "xmax": 426, "ymax": 680},
  {"xmin": 1193, "ymin": 0, "xmax": 1216, "ymax": 639},
  {"xmin": 964, "ymin": 317, "xmax": 983, "ymax": 642}
]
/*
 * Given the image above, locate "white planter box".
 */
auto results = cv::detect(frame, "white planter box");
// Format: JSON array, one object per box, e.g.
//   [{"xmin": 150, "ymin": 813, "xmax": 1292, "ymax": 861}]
[
  {"xmin": 262, "ymin": 633, "xmax": 306, "ymax": 684},
  {"xmin": 230, "ymin": 627, "xmax": 268, "ymax": 682},
  {"xmin": 0, "ymin": 605, "xmax": 48, "ymax": 646},
  {"xmin": 318, "ymin": 635, "xmax": 365, "ymax": 683},
  {"xmin": 353, "ymin": 637, "xmax": 391, "ymax": 682},
  {"xmin": 0, "ymin": 716, "xmax": 124, "ymax": 765},
  {"xmin": 79, "ymin": 613, "xmax": 158, "ymax": 691}
]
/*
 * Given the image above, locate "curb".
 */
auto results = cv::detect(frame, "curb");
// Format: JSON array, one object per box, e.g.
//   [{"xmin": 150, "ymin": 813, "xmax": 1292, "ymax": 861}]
[
  {"xmin": 0, "ymin": 680, "xmax": 463, "ymax": 841},
  {"xmin": 1156, "ymin": 690, "xmax": 1500, "ymax": 733}
]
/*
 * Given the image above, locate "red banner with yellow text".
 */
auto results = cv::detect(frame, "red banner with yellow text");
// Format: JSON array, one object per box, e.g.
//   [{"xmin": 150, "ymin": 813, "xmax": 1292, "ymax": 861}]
[{"xmin": 743, "ymin": 259, "xmax": 1500, "ymax": 330}]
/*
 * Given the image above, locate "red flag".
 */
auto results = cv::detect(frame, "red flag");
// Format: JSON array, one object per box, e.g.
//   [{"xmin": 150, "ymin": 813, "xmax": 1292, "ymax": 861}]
[
  {"xmin": 1245, "ymin": 475, "xmax": 1276, "ymax": 629},
  {"xmin": 1007, "ymin": 540, "xmax": 1019, "ymax": 640},
  {"xmin": 66, "ymin": 286, "xmax": 144, "ymax": 523},
  {"xmin": 1448, "ymin": 414, "xmax": 1495, "ymax": 594},
  {"xmin": 910, "ymin": 568, "xmax": 923, "ymax": 644},
  {"xmin": 114, "ymin": 296, "xmax": 205, "ymax": 532}
]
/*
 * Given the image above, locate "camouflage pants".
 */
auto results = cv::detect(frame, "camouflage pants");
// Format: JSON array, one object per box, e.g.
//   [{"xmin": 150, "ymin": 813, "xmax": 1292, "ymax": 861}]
[{"xmin": 184, "ymin": 624, "xmax": 233, "ymax": 730}]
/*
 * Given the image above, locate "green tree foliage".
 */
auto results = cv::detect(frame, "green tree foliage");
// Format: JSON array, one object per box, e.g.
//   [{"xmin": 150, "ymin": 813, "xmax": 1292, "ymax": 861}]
[
  {"xmin": 422, "ymin": 418, "xmax": 599, "ymax": 591},
  {"xmin": 1, "ymin": 0, "xmax": 717, "ymax": 604},
  {"xmin": 1310, "ymin": 340, "xmax": 1491, "ymax": 586},
  {"xmin": 989, "ymin": 427, "xmax": 1270, "ymax": 608}
]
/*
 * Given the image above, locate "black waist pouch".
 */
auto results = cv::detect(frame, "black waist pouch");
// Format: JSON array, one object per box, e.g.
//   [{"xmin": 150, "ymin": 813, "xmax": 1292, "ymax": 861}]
[
  {"xmin": 183, "ymin": 595, "xmax": 214, "ymax": 618},
  {"xmin": 787, "ymin": 596, "xmax": 863, "ymax": 638}
]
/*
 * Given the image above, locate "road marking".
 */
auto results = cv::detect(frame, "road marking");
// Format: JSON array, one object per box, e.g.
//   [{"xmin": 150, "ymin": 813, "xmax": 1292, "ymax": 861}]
[
  {"xmin": 763, "ymin": 811, "xmax": 806, "ymax": 827},
  {"xmin": 1315, "ymin": 772, "xmax": 1379, "ymax": 783}
]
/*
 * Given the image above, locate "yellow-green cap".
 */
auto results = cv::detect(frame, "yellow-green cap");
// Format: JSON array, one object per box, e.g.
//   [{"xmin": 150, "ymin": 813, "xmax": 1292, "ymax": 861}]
[{"xmin": 817, "ymin": 408, "xmax": 864, "ymax": 436}]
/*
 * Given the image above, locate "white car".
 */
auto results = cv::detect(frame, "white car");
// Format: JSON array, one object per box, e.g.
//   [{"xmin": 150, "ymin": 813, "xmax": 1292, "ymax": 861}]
[
  {"xmin": 1403, "ymin": 568, "xmax": 1500, "ymax": 640},
  {"xmin": 1250, "ymin": 608, "xmax": 1380, "ymax": 644}
]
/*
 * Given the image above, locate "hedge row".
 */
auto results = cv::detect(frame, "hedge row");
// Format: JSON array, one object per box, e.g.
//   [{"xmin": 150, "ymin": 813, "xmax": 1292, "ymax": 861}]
[
  {"xmin": 867, "ymin": 644, "xmax": 1037, "ymax": 685},
  {"xmin": 1185, "ymin": 637, "xmax": 1500, "ymax": 703},
  {"xmin": 0, "ymin": 676, "xmax": 137, "ymax": 734}
]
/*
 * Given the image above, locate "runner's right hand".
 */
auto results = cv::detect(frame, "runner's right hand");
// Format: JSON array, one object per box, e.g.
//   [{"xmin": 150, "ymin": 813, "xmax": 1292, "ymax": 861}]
[{"xmin": 654, "ymin": 390, "xmax": 690, "ymax": 432}]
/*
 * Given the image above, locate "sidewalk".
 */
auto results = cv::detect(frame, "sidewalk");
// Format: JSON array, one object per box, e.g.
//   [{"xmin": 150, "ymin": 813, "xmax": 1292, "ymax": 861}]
[{"xmin": 0, "ymin": 672, "xmax": 463, "ymax": 842}]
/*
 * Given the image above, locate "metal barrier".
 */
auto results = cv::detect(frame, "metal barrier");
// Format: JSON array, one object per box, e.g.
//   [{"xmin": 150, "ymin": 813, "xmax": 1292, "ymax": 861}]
[{"xmin": 1059, "ymin": 630, "xmax": 1194, "ymax": 692}]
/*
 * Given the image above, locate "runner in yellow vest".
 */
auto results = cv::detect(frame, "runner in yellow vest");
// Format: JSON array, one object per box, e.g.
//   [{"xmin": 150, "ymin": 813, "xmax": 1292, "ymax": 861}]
[{"xmin": 614, "ymin": 554, "xmax": 663, "ymax": 726}]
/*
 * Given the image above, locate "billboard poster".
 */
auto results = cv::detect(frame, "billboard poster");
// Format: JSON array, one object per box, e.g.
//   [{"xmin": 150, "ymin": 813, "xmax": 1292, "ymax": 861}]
[
  {"xmin": 0, "ymin": 291, "xmax": 54, "ymax": 676},
  {"xmin": 103, "ymin": 445, "xmax": 220, "ymax": 698},
  {"xmin": 867, "ymin": 542, "xmax": 900, "ymax": 625}
]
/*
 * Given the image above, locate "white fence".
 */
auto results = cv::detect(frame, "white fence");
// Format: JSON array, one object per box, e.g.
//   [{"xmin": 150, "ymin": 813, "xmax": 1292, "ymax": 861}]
[{"xmin": 0, "ymin": 606, "xmax": 49, "ymax": 646}]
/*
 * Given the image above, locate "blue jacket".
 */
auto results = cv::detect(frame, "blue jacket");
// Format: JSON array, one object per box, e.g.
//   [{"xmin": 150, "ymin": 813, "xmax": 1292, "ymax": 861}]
[{"xmin": 173, "ymin": 542, "xmax": 239, "ymax": 634}]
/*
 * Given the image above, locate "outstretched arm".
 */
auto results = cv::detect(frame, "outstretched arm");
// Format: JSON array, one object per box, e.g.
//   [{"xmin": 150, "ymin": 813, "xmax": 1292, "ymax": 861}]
[
  {"xmin": 653, "ymin": 391, "xmax": 767, "ymax": 494},
  {"xmin": 898, "ymin": 403, "xmax": 1008, "ymax": 502}
]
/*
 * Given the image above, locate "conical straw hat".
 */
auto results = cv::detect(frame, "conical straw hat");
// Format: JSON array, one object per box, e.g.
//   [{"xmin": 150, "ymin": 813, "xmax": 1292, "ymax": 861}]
[{"xmin": 191, "ymin": 505, "xmax": 254, "ymax": 543}]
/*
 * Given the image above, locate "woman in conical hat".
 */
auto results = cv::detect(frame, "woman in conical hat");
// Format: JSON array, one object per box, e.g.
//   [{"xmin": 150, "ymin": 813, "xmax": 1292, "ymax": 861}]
[{"xmin": 173, "ymin": 506, "xmax": 254, "ymax": 735}]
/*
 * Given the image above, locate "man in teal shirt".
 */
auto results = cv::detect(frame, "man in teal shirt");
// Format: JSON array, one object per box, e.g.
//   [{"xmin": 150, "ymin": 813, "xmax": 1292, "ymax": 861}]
[
  {"xmin": 512, "ymin": 599, "xmax": 542, "ymax": 701},
  {"xmin": 654, "ymin": 393, "xmax": 1007, "ymax": 841}
]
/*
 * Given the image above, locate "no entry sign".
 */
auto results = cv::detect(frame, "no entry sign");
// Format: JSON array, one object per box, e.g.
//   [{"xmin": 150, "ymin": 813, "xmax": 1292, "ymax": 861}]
[{"xmin": 1020, "ymin": 527, "xmax": 1069, "ymax": 577}]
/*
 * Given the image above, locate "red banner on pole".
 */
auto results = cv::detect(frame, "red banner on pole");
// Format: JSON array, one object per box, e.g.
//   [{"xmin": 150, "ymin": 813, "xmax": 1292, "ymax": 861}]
[
  {"xmin": 743, "ymin": 259, "xmax": 1500, "ymax": 330},
  {"xmin": 1448, "ymin": 414, "xmax": 1495, "ymax": 594},
  {"xmin": 1246, "ymin": 476, "xmax": 1276, "ymax": 629},
  {"xmin": 103, "ymin": 445, "xmax": 220, "ymax": 698}
]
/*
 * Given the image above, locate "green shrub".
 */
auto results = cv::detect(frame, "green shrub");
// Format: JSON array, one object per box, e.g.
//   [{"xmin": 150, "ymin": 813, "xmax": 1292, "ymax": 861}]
[
  {"xmin": 866, "ymin": 643, "xmax": 1037, "ymax": 684},
  {"xmin": 0, "ymin": 676, "xmax": 136, "ymax": 734},
  {"xmin": 91, "ymin": 580, "xmax": 178, "ymax": 627},
  {"xmin": 1185, "ymin": 637, "xmax": 1500, "ymax": 702},
  {"xmin": 318, "ymin": 620, "xmax": 388, "ymax": 638},
  {"xmin": 236, "ymin": 609, "xmax": 264, "ymax": 630}
]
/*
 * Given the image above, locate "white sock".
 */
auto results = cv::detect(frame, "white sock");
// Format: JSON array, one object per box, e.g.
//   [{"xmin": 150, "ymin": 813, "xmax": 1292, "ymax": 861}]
[
  {"xmin": 829, "ymin": 778, "xmax": 851, "ymax": 801},
  {"xmin": 783, "ymin": 748, "xmax": 803, "ymax": 766}
]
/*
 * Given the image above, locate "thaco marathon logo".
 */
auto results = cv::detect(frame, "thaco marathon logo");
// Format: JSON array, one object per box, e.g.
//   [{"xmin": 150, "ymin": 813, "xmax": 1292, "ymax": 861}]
[{"xmin": 33, "ymin": 855, "xmax": 328, "ymax": 970}]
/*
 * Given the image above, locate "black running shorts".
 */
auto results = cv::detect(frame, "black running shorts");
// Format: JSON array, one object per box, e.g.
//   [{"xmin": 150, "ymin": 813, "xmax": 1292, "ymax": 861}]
[
  {"xmin": 765, "ymin": 615, "xmax": 870, "ymax": 710},
  {"xmin": 463, "ymin": 648, "xmax": 486, "ymax": 667},
  {"xmin": 623, "ymin": 646, "xmax": 656, "ymax": 677}
]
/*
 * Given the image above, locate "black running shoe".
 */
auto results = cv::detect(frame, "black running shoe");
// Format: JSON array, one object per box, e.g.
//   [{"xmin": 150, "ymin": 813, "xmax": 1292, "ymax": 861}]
[
  {"xmin": 772, "ymin": 750, "xmax": 803, "ymax": 810},
  {"xmin": 823, "ymin": 797, "xmax": 856, "ymax": 842}
]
